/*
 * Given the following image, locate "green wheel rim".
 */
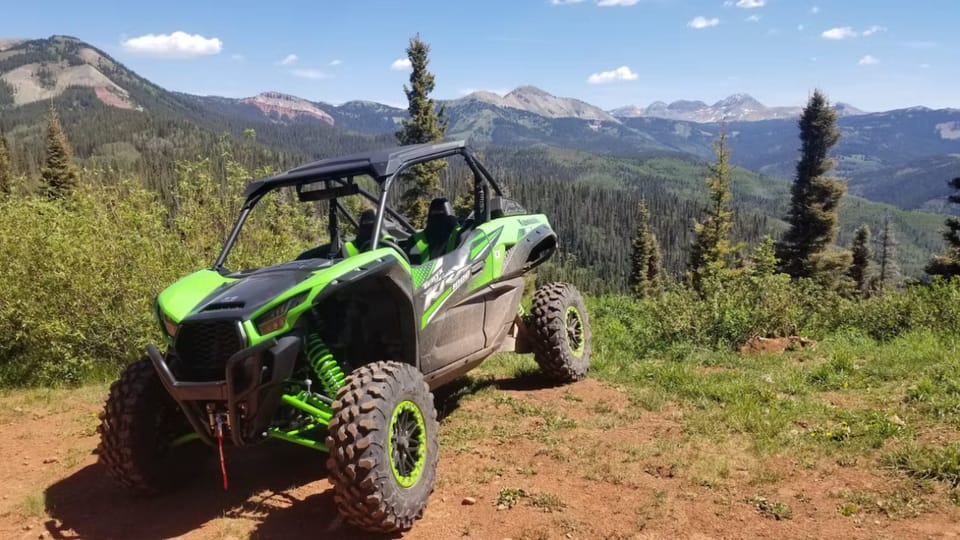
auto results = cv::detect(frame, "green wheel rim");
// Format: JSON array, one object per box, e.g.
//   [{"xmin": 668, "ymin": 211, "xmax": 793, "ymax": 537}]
[
  {"xmin": 564, "ymin": 305, "xmax": 586, "ymax": 357},
  {"xmin": 388, "ymin": 400, "xmax": 427, "ymax": 488}
]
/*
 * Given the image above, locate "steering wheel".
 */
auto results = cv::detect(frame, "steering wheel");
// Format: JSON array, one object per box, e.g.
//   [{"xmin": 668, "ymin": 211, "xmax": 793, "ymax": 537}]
[{"xmin": 363, "ymin": 238, "xmax": 410, "ymax": 264}]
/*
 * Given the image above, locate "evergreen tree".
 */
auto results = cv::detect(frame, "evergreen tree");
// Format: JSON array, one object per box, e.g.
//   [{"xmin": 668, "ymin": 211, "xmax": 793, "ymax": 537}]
[
  {"xmin": 0, "ymin": 132, "xmax": 12, "ymax": 197},
  {"xmin": 925, "ymin": 177, "xmax": 960, "ymax": 278},
  {"xmin": 848, "ymin": 224, "xmax": 871, "ymax": 294},
  {"xmin": 776, "ymin": 90, "xmax": 846, "ymax": 279},
  {"xmin": 749, "ymin": 236, "xmax": 778, "ymax": 277},
  {"xmin": 629, "ymin": 200, "xmax": 660, "ymax": 298},
  {"xmin": 877, "ymin": 217, "xmax": 901, "ymax": 288},
  {"xmin": 396, "ymin": 34, "xmax": 447, "ymax": 226},
  {"xmin": 689, "ymin": 130, "xmax": 734, "ymax": 292},
  {"xmin": 40, "ymin": 104, "xmax": 79, "ymax": 199}
]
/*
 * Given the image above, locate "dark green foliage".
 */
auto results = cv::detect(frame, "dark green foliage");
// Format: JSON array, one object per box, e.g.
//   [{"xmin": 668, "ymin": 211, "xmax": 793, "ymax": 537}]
[
  {"xmin": 628, "ymin": 200, "xmax": 661, "ymax": 298},
  {"xmin": 926, "ymin": 177, "xmax": 960, "ymax": 278},
  {"xmin": 39, "ymin": 105, "xmax": 79, "ymax": 199},
  {"xmin": 689, "ymin": 130, "xmax": 735, "ymax": 292},
  {"xmin": 876, "ymin": 217, "xmax": 900, "ymax": 288},
  {"xmin": 848, "ymin": 225, "xmax": 872, "ymax": 294},
  {"xmin": 0, "ymin": 132, "xmax": 11, "ymax": 196},
  {"xmin": 777, "ymin": 90, "xmax": 847, "ymax": 279},
  {"xmin": 396, "ymin": 35, "xmax": 447, "ymax": 226},
  {"xmin": 0, "ymin": 79, "xmax": 14, "ymax": 108}
]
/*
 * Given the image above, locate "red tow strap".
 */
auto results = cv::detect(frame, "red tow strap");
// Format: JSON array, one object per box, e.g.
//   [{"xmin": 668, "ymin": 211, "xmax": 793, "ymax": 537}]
[{"xmin": 215, "ymin": 416, "xmax": 229, "ymax": 490}]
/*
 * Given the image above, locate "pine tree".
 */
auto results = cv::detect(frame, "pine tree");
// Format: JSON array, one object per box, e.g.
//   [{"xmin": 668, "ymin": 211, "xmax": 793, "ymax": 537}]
[
  {"xmin": 40, "ymin": 104, "xmax": 79, "ymax": 199},
  {"xmin": 689, "ymin": 130, "xmax": 734, "ymax": 292},
  {"xmin": 0, "ymin": 132, "xmax": 12, "ymax": 197},
  {"xmin": 776, "ymin": 90, "xmax": 846, "ymax": 279},
  {"xmin": 749, "ymin": 236, "xmax": 779, "ymax": 277},
  {"xmin": 629, "ymin": 200, "xmax": 660, "ymax": 298},
  {"xmin": 848, "ymin": 224, "xmax": 871, "ymax": 294},
  {"xmin": 925, "ymin": 177, "xmax": 960, "ymax": 278},
  {"xmin": 877, "ymin": 217, "xmax": 901, "ymax": 288},
  {"xmin": 396, "ymin": 34, "xmax": 447, "ymax": 226}
]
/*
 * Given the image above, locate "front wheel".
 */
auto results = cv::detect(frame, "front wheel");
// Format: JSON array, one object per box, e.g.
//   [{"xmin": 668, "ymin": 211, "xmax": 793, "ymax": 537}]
[
  {"xmin": 97, "ymin": 358, "xmax": 209, "ymax": 495},
  {"xmin": 326, "ymin": 361, "xmax": 439, "ymax": 533},
  {"xmin": 529, "ymin": 282, "xmax": 592, "ymax": 383}
]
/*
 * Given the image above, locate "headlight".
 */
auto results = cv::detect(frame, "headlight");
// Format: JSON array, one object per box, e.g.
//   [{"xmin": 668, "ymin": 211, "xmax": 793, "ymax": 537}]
[
  {"xmin": 255, "ymin": 292, "xmax": 309, "ymax": 335},
  {"xmin": 161, "ymin": 312, "xmax": 179, "ymax": 338}
]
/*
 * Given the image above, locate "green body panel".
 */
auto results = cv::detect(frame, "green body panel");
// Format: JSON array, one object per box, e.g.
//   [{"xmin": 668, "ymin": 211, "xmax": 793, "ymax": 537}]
[
  {"xmin": 157, "ymin": 270, "xmax": 236, "ymax": 322},
  {"xmin": 468, "ymin": 214, "xmax": 550, "ymax": 290},
  {"xmin": 155, "ymin": 248, "xmax": 411, "ymax": 347}
]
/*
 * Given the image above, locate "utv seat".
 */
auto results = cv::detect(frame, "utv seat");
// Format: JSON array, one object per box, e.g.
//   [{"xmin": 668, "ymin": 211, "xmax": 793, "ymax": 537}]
[
  {"xmin": 407, "ymin": 198, "xmax": 461, "ymax": 264},
  {"xmin": 342, "ymin": 209, "xmax": 377, "ymax": 257}
]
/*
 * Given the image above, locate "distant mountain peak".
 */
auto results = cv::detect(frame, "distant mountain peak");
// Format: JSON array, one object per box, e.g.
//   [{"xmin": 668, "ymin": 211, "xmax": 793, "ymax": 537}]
[
  {"xmin": 610, "ymin": 93, "xmax": 866, "ymax": 123},
  {"xmin": 456, "ymin": 85, "xmax": 617, "ymax": 123},
  {"xmin": 240, "ymin": 92, "xmax": 334, "ymax": 125}
]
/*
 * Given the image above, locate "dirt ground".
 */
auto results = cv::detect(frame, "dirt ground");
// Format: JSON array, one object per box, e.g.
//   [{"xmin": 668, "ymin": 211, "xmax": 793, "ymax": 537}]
[{"xmin": 1, "ymin": 376, "xmax": 958, "ymax": 540}]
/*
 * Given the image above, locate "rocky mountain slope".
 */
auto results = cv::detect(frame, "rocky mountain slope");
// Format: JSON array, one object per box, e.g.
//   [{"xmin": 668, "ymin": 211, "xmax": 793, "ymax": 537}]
[{"xmin": 611, "ymin": 93, "xmax": 865, "ymax": 123}]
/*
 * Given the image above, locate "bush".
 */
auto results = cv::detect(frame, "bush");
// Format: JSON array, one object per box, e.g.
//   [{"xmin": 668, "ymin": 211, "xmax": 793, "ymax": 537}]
[{"xmin": 0, "ymin": 155, "xmax": 323, "ymax": 386}]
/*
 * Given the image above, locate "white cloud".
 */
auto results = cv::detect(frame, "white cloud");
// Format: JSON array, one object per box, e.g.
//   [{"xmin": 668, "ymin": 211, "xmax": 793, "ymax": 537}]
[
  {"xmin": 587, "ymin": 65, "xmax": 638, "ymax": 84},
  {"xmin": 822, "ymin": 27, "xmax": 857, "ymax": 40},
  {"xmin": 329, "ymin": 59, "xmax": 342, "ymax": 66},
  {"xmin": 597, "ymin": 0, "xmax": 640, "ymax": 5},
  {"xmin": 811, "ymin": 5, "xmax": 820, "ymax": 14},
  {"xmin": 279, "ymin": 54, "xmax": 298, "ymax": 66},
  {"xmin": 858, "ymin": 55, "xmax": 879, "ymax": 65},
  {"xmin": 736, "ymin": 0, "xmax": 766, "ymax": 8},
  {"xmin": 723, "ymin": 0, "xmax": 734, "ymax": 5},
  {"xmin": 121, "ymin": 31, "xmax": 222, "ymax": 58},
  {"xmin": 390, "ymin": 58, "xmax": 412, "ymax": 71},
  {"xmin": 688, "ymin": 16, "xmax": 720, "ymax": 29},
  {"xmin": 549, "ymin": 0, "xmax": 585, "ymax": 4},
  {"xmin": 291, "ymin": 68, "xmax": 329, "ymax": 79},
  {"xmin": 862, "ymin": 25, "xmax": 886, "ymax": 36},
  {"xmin": 745, "ymin": 14, "xmax": 761, "ymax": 22}
]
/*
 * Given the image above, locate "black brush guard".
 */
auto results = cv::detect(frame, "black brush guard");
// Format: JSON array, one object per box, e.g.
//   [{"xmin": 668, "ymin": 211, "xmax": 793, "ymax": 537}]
[{"xmin": 146, "ymin": 336, "xmax": 299, "ymax": 447}]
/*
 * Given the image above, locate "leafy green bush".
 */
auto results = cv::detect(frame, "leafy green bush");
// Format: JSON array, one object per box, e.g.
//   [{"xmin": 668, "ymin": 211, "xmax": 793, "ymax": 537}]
[{"xmin": 0, "ymin": 153, "xmax": 323, "ymax": 386}]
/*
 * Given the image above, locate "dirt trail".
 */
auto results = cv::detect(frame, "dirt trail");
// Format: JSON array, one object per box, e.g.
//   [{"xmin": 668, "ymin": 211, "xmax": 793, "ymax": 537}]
[{"xmin": 1, "ymin": 377, "xmax": 958, "ymax": 539}]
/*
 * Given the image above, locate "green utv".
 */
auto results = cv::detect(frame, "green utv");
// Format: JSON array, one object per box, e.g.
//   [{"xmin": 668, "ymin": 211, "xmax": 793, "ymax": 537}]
[{"xmin": 97, "ymin": 141, "xmax": 592, "ymax": 533}]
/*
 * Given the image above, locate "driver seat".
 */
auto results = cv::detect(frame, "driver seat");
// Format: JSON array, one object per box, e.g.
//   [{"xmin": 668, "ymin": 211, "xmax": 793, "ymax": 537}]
[
  {"xmin": 408, "ymin": 198, "xmax": 460, "ymax": 263},
  {"xmin": 342, "ymin": 209, "xmax": 376, "ymax": 257}
]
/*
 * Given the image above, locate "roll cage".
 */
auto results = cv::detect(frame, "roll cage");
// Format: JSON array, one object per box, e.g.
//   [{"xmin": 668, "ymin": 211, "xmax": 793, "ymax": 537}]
[{"xmin": 213, "ymin": 141, "xmax": 504, "ymax": 271}]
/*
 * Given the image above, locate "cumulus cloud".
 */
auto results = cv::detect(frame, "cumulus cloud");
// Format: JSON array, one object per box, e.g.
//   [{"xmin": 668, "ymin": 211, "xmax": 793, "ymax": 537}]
[
  {"xmin": 549, "ymin": 0, "xmax": 586, "ymax": 4},
  {"xmin": 329, "ymin": 59, "xmax": 342, "ymax": 66},
  {"xmin": 291, "ymin": 68, "xmax": 329, "ymax": 79},
  {"xmin": 736, "ymin": 0, "xmax": 765, "ymax": 8},
  {"xmin": 745, "ymin": 14, "xmax": 761, "ymax": 22},
  {"xmin": 862, "ymin": 25, "xmax": 886, "ymax": 36},
  {"xmin": 822, "ymin": 27, "xmax": 857, "ymax": 40},
  {"xmin": 597, "ymin": 0, "xmax": 639, "ymax": 5},
  {"xmin": 688, "ymin": 16, "xmax": 720, "ymax": 29},
  {"xmin": 587, "ymin": 65, "xmax": 638, "ymax": 84},
  {"xmin": 279, "ymin": 54, "xmax": 298, "ymax": 66},
  {"xmin": 390, "ymin": 58, "xmax": 412, "ymax": 71},
  {"xmin": 121, "ymin": 31, "xmax": 222, "ymax": 58},
  {"xmin": 858, "ymin": 55, "xmax": 879, "ymax": 65}
]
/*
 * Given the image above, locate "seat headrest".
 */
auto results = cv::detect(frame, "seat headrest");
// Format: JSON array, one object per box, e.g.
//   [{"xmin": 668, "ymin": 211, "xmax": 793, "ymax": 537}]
[
  {"xmin": 358, "ymin": 208, "xmax": 376, "ymax": 226},
  {"xmin": 428, "ymin": 198, "xmax": 454, "ymax": 218}
]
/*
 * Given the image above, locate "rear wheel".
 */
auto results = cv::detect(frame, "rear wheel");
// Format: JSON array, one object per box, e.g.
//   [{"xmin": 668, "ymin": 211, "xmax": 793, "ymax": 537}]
[
  {"xmin": 326, "ymin": 361, "xmax": 439, "ymax": 533},
  {"xmin": 97, "ymin": 358, "xmax": 208, "ymax": 495},
  {"xmin": 529, "ymin": 282, "xmax": 592, "ymax": 383}
]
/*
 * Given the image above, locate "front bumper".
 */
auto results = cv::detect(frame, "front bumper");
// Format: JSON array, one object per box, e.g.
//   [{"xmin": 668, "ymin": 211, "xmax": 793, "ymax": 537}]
[{"xmin": 147, "ymin": 336, "xmax": 300, "ymax": 447}]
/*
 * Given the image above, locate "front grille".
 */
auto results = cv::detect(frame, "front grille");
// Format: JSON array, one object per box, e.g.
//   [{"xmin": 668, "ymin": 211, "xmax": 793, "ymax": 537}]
[{"xmin": 174, "ymin": 320, "xmax": 246, "ymax": 381}]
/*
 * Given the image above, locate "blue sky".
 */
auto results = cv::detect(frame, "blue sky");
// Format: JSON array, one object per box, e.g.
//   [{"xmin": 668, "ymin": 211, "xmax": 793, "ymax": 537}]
[{"xmin": 3, "ymin": 0, "xmax": 956, "ymax": 111}]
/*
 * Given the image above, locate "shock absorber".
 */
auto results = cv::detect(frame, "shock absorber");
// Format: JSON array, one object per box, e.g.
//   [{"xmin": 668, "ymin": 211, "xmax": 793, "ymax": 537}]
[{"xmin": 305, "ymin": 331, "xmax": 346, "ymax": 399}]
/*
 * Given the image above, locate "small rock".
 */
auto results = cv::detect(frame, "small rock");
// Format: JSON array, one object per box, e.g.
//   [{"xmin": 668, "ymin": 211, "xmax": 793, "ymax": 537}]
[
  {"xmin": 496, "ymin": 503, "xmax": 508, "ymax": 511},
  {"xmin": 23, "ymin": 525, "xmax": 32, "ymax": 531},
  {"xmin": 39, "ymin": 534, "xmax": 46, "ymax": 539},
  {"xmin": 462, "ymin": 497, "xmax": 477, "ymax": 505},
  {"xmin": 43, "ymin": 458, "xmax": 58, "ymax": 464}
]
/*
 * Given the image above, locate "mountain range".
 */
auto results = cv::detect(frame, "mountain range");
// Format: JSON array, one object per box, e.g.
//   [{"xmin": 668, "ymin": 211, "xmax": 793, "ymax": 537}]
[{"xmin": 2, "ymin": 35, "xmax": 959, "ymax": 213}]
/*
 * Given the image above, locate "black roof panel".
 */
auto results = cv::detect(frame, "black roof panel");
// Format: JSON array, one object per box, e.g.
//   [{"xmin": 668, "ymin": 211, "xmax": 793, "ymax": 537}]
[{"xmin": 244, "ymin": 140, "xmax": 467, "ymax": 199}]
